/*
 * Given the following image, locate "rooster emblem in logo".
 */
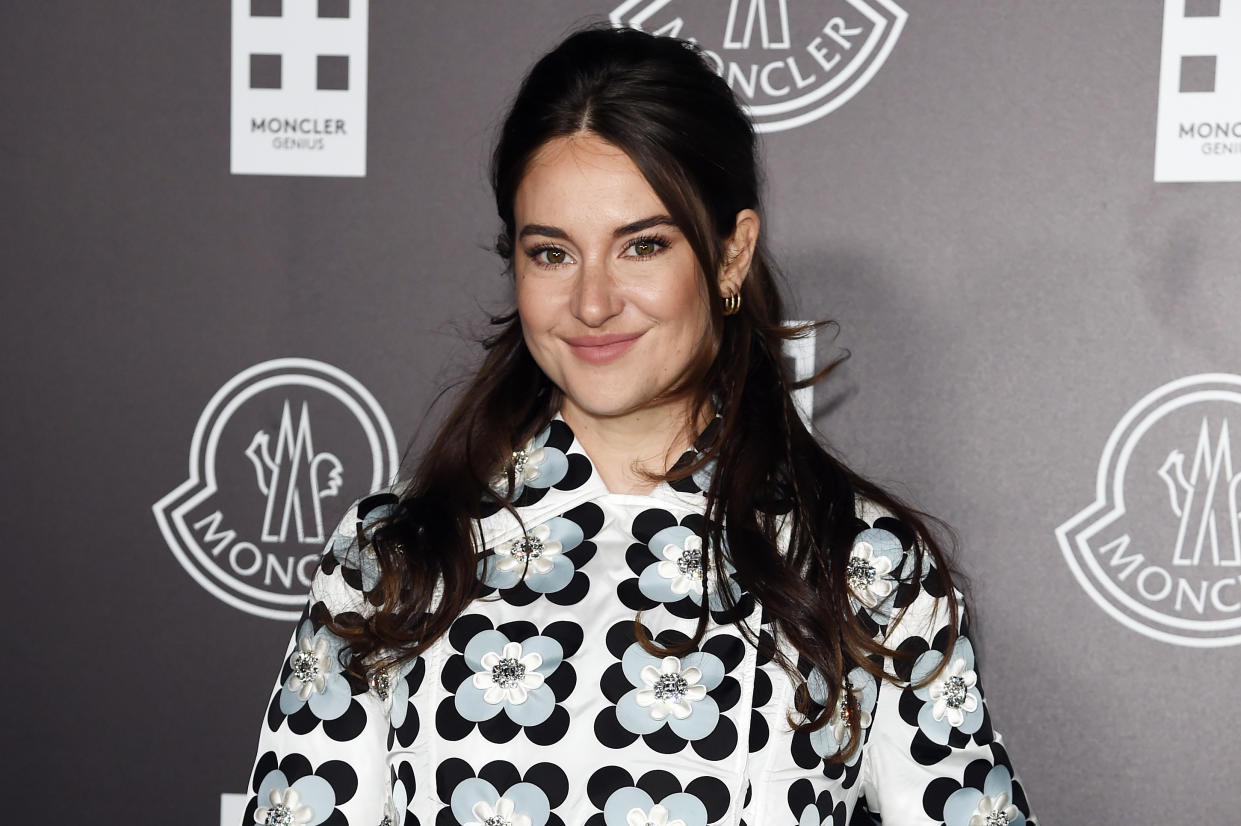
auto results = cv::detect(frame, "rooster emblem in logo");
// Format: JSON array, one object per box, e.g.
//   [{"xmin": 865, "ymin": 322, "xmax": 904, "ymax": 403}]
[
  {"xmin": 244, "ymin": 401, "xmax": 344, "ymax": 545},
  {"xmin": 1157, "ymin": 418, "xmax": 1241, "ymax": 568}
]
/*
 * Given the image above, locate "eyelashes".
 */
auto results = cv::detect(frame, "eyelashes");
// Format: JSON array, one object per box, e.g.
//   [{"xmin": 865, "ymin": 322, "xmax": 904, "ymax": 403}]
[{"xmin": 524, "ymin": 234, "xmax": 673, "ymax": 270}]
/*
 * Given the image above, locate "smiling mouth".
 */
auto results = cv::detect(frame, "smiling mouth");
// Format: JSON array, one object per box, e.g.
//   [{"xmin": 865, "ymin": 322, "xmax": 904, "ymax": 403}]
[{"xmin": 563, "ymin": 333, "xmax": 644, "ymax": 365}]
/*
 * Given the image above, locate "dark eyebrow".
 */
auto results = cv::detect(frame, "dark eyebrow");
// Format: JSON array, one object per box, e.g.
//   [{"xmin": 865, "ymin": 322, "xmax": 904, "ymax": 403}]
[
  {"xmin": 517, "ymin": 214, "xmax": 677, "ymax": 241},
  {"xmin": 612, "ymin": 214, "xmax": 676, "ymax": 237},
  {"xmin": 518, "ymin": 223, "xmax": 568, "ymax": 240}
]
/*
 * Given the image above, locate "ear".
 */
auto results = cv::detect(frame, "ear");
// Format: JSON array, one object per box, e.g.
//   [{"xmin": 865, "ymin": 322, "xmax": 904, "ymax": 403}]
[{"xmin": 718, "ymin": 208, "xmax": 760, "ymax": 297}]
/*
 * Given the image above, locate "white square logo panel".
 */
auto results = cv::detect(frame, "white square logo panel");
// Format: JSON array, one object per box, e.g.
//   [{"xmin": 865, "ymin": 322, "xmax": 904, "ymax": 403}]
[
  {"xmin": 1154, "ymin": 0, "xmax": 1241, "ymax": 182},
  {"xmin": 231, "ymin": 0, "xmax": 369, "ymax": 177}
]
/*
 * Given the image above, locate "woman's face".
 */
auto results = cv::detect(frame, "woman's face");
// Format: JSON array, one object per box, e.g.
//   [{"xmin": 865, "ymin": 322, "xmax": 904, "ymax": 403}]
[{"xmin": 513, "ymin": 133, "xmax": 712, "ymax": 424}]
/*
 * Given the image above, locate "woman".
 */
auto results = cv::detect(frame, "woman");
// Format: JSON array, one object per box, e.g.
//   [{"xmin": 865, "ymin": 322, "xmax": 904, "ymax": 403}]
[{"xmin": 242, "ymin": 26, "xmax": 1036, "ymax": 826}]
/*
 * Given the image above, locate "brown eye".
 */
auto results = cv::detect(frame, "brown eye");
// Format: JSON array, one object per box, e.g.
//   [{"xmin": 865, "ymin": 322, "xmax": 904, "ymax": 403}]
[
  {"xmin": 532, "ymin": 246, "xmax": 568, "ymax": 266},
  {"xmin": 633, "ymin": 240, "xmax": 655, "ymax": 256}
]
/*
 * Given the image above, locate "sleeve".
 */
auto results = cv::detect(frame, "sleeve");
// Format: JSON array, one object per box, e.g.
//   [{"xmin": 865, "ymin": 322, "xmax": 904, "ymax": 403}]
[
  {"xmin": 851, "ymin": 516, "xmax": 1038, "ymax": 826},
  {"xmin": 241, "ymin": 493, "xmax": 422, "ymax": 826}
]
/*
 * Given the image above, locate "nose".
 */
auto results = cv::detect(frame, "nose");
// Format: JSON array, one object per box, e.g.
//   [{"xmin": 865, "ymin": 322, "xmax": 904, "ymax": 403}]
[{"xmin": 570, "ymin": 256, "xmax": 623, "ymax": 328}]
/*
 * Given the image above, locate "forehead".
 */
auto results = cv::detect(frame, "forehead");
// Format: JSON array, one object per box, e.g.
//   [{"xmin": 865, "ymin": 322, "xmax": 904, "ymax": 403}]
[{"xmin": 514, "ymin": 133, "xmax": 667, "ymax": 225}]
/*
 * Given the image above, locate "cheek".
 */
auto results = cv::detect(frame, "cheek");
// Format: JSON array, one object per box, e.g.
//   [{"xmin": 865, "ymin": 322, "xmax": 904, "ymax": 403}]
[
  {"xmin": 661, "ymin": 274, "xmax": 712, "ymax": 347},
  {"xmin": 515, "ymin": 274, "xmax": 550, "ymax": 335}
]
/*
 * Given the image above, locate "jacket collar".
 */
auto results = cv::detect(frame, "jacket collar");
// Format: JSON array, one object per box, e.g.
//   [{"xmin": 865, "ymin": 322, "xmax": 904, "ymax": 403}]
[{"xmin": 473, "ymin": 411, "xmax": 716, "ymax": 547}]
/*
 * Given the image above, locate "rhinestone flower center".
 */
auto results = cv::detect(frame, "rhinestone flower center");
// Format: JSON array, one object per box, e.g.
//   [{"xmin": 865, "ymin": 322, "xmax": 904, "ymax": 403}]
[
  {"xmin": 838, "ymin": 698, "xmax": 853, "ymax": 724},
  {"xmin": 263, "ymin": 804, "xmax": 295, "ymax": 826},
  {"xmin": 491, "ymin": 657, "xmax": 527, "ymax": 688},
  {"xmin": 847, "ymin": 558, "xmax": 876, "ymax": 589},
  {"xmin": 676, "ymin": 547, "xmax": 704, "ymax": 580},
  {"xmin": 291, "ymin": 651, "xmax": 319, "ymax": 683},
  {"xmin": 484, "ymin": 816, "xmax": 512, "ymax": 826},
  {"xmin": 652, "ymin": 673, "xmax": 690, "ymax": 702},
  {"xmin": 512, "ymin": 535, "xmax": 544, "ymax": 562},
  {"xmin": 943, "ymin": 675, "xmax": 968, "ymax": 709},
  {"xmin": 511, "ymin": 449, "xmax": 529, "ymax": 477},
  {"xmin": 369, "ymin": 670, "xmax": 392, "ymax": 700},
  {"xmin": 984, "ymin": 812, "xmax": 1010, "ymax": 826}
]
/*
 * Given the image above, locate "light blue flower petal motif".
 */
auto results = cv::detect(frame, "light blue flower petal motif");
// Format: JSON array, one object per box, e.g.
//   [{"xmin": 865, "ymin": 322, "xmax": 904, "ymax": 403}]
[
  {"xmin": 603, "ymin": 788, "xmax": 655, "ymax": 826},
  {"xmin": 450, "ymin": 778, "xmax": 499, "ymax": 825},
  {"xmin": 616, "ymin": 688, "xmax": 667, "ymax": 735},
  {"xmin": 638, "ymin": 562, "xmax": 682, "ymax": 603},
  {"xmin": 943, "ymin": 788, "xmax": 984, "ymax": 826},
  {"xmin": 464, "ymin": 630, "xmax": 512, "ymax": 671},
  {"xmin": 280, "ymin": 621, "xmax": 351, "ymax": 720},
  {"xmin": 307, "ymin": 670, "xmax": 352, "ymax": 720},
  {"xmin": 519, "ymin": 636, "xmax": 564, "ymax": 674},
  {"xmin": 391, "ymin": 776, "xmax": 410, "ymax": 822},
  {"xmin": 617, "ymin": 647, "xmax": 721, "ymax": 740},
  {"xmin": 807, "ymin": 666, "xmax": 877, "ymax": 764},
  {"xmin": 390, "ymin": 666, "xmax": 411, "ymax": 728},
  {"xmin": 524, "ymin": 554, "xmax": 575, "ymax": 594},
  {"xmin": 649, "ymin": 525, "xmax": 697, "ymax": 556},
  {"xmin": 480, "ymin": 516, "xmax": 584, "ymax": 593},
  {"xmin": 254, "ymin": 771, "xmax": 337, "ymax": 826},
  {"xmin": 846, "ymin": 528, "xmax": 903, "ymax": 612},
  {"xmin": 679, "ymin": 649, "xmax": 725, "ymax": 690},
  {"xmin": 505, "ymin": 684, "xmax": 556, "ymax": 726},
  {"xmin": 546, "ymin": 516, "xmax": 584, "ymax": 549},
  {"xmin": 290, "ymin": 776, "xmax": 336, "ymax": 826},
  {"xmin": 457, "ymin": 634, "xmax": 557, "ymax": 726},
  {"xmin": 691, "ymin": 457, "xmax": 716, "ymax": 493},
  {"xmin": 912, "ymin": 638, "xmax": 984, "ymax": 743},
  {"xmin": 667, "ymin": 694, "xmax": 720, "ymax": 740},
  {"xmin": 644, "ymin": 524, "xmax": 740, "ymax": 609},
  {"xmin": 504, "ymin": 781, "xmax": 551, "ymax": 826},
  {"xmin": 455, "ymin": 682, "xmax": 506, "ymax": 722},
  {"xmin": 256, "ymin": 770, "xmax": 290, "ymax": 810},
  {"xmin": 853, "ymin": 527, "xmax": 904, "ymax": 571},
  {"xmin": 621, "ymin": 642, "xmax": 654, "ymax": 686},
  {"xmin": 498, "ymin": 425, "xmax": 570, "ymax": 499},
  {"xmin": 660, "ymin": 792, "xmax": 709, "ymax": 826},
  {"xmin": 477, "ymin": 556, "xmax": 522, "ymax": 590},
  {"xmin": 944, "ymin": 765, "xmax": 1025, "ymax": 826}
]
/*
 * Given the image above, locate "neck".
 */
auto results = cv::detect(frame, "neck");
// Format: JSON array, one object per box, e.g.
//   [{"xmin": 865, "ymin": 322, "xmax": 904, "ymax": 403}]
[{"xmin": 560, "ymin": 396, "xmax": 711, "ymax": 495}]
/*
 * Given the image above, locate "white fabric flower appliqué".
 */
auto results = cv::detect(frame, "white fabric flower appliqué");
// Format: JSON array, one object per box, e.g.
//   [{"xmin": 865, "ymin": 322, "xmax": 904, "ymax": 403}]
[
  {"xmin": 636, "ymin": 656, "xmax": 707, "ymax": 720},
  {"xmin": 845, "ymin": 540, "xmax": 895, "ymax": 607},
  {"xmin": 287, "ymin": 635, "xmax": 331, "ymax": 700},
  {"xmin": 492, "ymin": 446, "xmax": 551, "ymax": 498},
  {"xmin": 472, "ymin": 641, "xmax": 545, "ymax": 705},
  {"xmin": 626, "ymin": 803, "xmax": 686, "ymax": 826},
  {"xmin": 928, "ymin": 656, "xmax": 980, "ymax": 727},
  {"xmin": 254, "ymin": 787, "xmax": 314, "ymax": 826},
  {"xmin": 968, "ymin": 791, "xmax": 1020, "ymax": 826},
  {"xmin": 494, "ymin": 525, "xmax": 562, "ymax": 578},
  {"xmin": 466, "ymin": 796, "xmax": 532, "ymax": 826},
  {"xmin": 656, "ymin": 534, "xmax": 705, "ymax": 596}
]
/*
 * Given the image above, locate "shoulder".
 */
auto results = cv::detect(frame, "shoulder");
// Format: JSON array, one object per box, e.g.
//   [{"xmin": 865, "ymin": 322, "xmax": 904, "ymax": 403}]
[
  {"xmin": 848, "ymin": 496, "xmax": 960, "ymax": 646},
  {"xmin": 309, "ymin": 482, "xmax": 410, "ymax": 620}
]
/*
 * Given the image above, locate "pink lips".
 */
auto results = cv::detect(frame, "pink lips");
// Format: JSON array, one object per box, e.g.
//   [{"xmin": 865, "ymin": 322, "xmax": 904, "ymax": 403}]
[{"xmin": 563, "ymin": 332, "xmax": 644, "ymax": 365}]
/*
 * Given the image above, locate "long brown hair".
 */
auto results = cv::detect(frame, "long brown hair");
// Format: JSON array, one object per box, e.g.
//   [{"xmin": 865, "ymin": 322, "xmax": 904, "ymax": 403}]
[{"xmin": 329, "ymin": 25, "xmax": 958, "ymax": 763}]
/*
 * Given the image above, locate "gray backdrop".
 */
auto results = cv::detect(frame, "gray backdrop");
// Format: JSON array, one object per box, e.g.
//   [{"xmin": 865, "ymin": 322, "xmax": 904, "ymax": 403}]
[{"xmin": 4, "ymin": 2, "xmax": 1239, "ymax": 823}]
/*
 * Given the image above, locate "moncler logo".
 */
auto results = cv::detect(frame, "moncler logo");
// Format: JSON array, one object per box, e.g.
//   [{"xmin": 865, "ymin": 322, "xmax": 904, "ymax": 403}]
[
  {"xmin": 1057, "ymin": 374, "xmax": 1241, "ymax": 646},
  {"xmin": 153, "ymin": 358, "xmax": 398, "ymax": 619},
  {"xmin": 610, "ymin": 0, "xmax": 908, "ymax": 132}
]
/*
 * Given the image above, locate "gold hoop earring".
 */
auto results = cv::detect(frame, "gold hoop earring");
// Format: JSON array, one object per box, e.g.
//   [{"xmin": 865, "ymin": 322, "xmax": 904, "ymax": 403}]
[{"xmin": 722, "ymin": 289, "xmax": 742, "ymax": 316}]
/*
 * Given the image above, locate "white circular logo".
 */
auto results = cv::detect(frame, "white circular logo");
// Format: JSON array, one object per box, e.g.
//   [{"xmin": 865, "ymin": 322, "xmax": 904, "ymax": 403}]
[
  {"xmin": 1057, "ymin": 374, "xmax": 1241, "ymax": 647},
  {"xmin": 610, "ymin": 0, "xmax": 908, "ymax": 132},
  {"xmin": 153, "ymin": 358, "xmax": 398, "ymax": 619}
]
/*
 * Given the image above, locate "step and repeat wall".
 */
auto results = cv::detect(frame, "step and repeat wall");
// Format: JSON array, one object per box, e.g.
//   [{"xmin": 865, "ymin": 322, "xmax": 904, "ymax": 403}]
[{"xmin": 6, "ymin": 1, "xmax": 1239, "ymax": 823}]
